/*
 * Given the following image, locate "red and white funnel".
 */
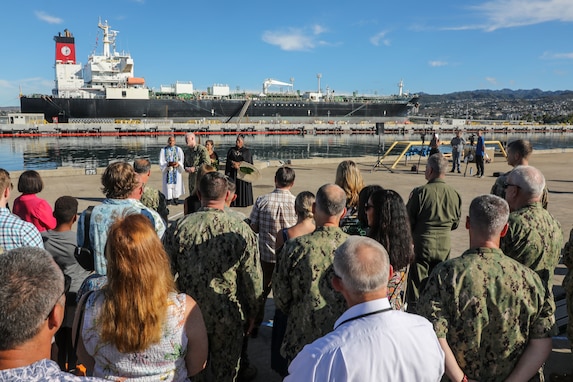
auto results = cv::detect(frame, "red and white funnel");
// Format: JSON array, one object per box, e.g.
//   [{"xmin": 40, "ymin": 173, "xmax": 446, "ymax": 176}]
[{"xmin": 54, "ymin": 29, "xmax": 76, "ymax": 64}]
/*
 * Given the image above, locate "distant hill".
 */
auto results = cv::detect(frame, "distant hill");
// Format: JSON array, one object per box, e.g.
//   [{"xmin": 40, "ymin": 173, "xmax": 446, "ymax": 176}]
[
  {"xmin": 418, "ymin": 89, "xmax": 573, "ymax": 102},
  {"xmin": 416, "ymin": 89, "xmax": 573, "ymax": 123}
]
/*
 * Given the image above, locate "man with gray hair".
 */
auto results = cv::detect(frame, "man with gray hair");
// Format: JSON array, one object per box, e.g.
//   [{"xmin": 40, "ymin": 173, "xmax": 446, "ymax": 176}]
[
  {"xmin": 406, "ymin": 152, "xmax": 462, "ymax": 311},
  {"xmin": 0, "ymin": 247, "xmax": 102, "ymax": 380},
  {"xmin": 273, "ymin": 184, "xmax": 349, "ymax": 363},
  {"xmin": 501, "ymin": 165, "xmax": 563, "ymax": 291},
  {"xmin": 418, "ymin": 195, "xmax": 556, "ymax": 381},
  {"xmin": 77, "ymin": 161, "xmax": 166, "ymax": 275},
  {"xmin": 285, "ymin": 236, "xmax": 445, "ymax": 381}
]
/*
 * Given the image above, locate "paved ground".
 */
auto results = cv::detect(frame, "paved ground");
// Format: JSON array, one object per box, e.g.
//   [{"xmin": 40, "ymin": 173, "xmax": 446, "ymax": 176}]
[{"xmin": 7, "ymin": 148, "xmax": 573, "ymax": 380}]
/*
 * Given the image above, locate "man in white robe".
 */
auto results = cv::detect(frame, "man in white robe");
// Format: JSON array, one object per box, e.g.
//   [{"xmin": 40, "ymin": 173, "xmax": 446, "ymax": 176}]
[{"xmin": 159, "ymin": 136, "xmax": 185, "ymax": 205}]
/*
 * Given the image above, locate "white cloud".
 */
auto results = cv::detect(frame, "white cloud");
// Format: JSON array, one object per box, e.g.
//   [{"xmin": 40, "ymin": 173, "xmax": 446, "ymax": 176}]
[
  {"xmin": 485, "ymin": 77, "xmax": 498, "ymax": 85},
  {"xmin": 262, "ymin": 30, "xmax": 315, "ymax": 51},
  {"xmin": 370, "ymin": 31, "xmax": 390, "ymax": 47},
  {"xmin": 429, "ymin": 60, "xmax": 448, "ymax": 67},
  {"xmin": 262, "ymin": 24, "xmax": 327, "ymax": 51},
  {"xmin": 35, "ymin": 11, "xmax": 63, "ymax": 24},
  {"xmin": 471, "ymin": 0, "xmax": 573, "ymax": 31},
  {"xmin": 312, "ymin": 25, "xmax": 327, "ymax": 35},
  {"xmin": 541, "ymin": 51, "xmax": 573, "ymax": 59},
  {"xmin": 0, "ymin": 79, "xmax": 13, "ymax": 88}
]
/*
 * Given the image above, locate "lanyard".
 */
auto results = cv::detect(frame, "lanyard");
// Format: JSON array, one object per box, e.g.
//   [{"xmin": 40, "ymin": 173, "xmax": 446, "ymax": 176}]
[{"xmin": 334, "ymin": 307, "xmax": 392, "ymax": 329}]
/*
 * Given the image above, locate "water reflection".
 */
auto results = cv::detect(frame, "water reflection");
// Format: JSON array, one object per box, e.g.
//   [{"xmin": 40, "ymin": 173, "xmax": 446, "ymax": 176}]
[{"xmin": 1, "ymin": 132, "xmax": 572, "ymax": 171}]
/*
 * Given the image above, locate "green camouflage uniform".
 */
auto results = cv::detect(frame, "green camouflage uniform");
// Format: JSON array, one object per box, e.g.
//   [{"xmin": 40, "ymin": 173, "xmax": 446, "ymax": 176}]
[
  {"xmin": 163, "ymin": 207, "xmax": 263, "ymax": 382},
  {"xmin": 140, "ymin": 185, "xmax": 169, "ymax": 223},
  {"xmin": 562, "ymin": 228, "xmax": 573, "ymax": 344},
  {"xmin": 500, "ymin": 202, "xmax": 563, "ymax": 291},
  {"xmin": 406, "ymin": 178, "xmax": 462, "ymax": 307},
  {"xmin": 272, "ymin": 226, "xmax": 348, "ymax": 362},
  {"xmin": 183, "ymin": 144, "xmax": 211, "ymax": 195},
  {"xmin": 491, "ymin": 171, "xmax": 549, "ymax": 209},
  {"xmin": 418, "ymin": 247, "xmax": 556, "ymax": 381}
]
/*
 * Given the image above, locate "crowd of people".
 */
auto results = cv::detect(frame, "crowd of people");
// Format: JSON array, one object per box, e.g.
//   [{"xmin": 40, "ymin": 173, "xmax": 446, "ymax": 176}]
[{"xmin": 1, "ymin": 134, "xmax": 573, "ymax": 382}]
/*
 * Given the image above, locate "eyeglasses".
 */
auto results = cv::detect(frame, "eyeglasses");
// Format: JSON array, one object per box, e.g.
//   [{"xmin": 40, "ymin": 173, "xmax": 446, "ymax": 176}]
[
  {"xmin": 46, "ymin": 275, "xmax": 71, "ymax": 320},
  {"xmin": 503, "ymin": 181, "xmax": 520, "ymax": 189}
]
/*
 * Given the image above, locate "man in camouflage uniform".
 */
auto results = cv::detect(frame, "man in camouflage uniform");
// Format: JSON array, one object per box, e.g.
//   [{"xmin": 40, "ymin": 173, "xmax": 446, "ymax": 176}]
[
  {"xmin": 272, "ymin": 183, "xmax": 349, "ymax": 363},
  {"xmin": 449, "ymin": 129, "xmax": 465, "ymax": 173},
  {"xmin": 183, "ymin": 132, "xmax": 211, "ymax": 196},
  {"xmin": 163, "ymin": 171, "xmax": 263, "ymax": 382},
  {"xmin": 133, "ymin": 158, "xmax": 169, "ymax": 223},
  {"xmin": 406, "ymin": 153, "xmax": 462, "ymax": 311},
  {"xmin": 491, "ymin": 139, "xmax": 548, "ymax": 208},
  {"xmin": 563, "ymin": 228, "xmax": 573, "ymax": 353},
  {"xmin": 418, "ymin": 194, "xmax": 556, "ymax": 382},
  {"xmin": 501, "ymin": 165, "xmax": 563, "ymax": 291}
]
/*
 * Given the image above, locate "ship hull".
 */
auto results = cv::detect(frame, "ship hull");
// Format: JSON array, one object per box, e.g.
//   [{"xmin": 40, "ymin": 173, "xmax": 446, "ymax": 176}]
[{"xmin": 20, "ymin": 97, "xmax": 417, "ymax": 123}]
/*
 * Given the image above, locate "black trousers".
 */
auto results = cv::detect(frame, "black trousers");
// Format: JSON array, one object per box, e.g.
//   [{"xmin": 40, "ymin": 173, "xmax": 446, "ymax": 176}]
[{"xmin": 475, "ymin": 154, "xmax": 485, "ymax": 176}]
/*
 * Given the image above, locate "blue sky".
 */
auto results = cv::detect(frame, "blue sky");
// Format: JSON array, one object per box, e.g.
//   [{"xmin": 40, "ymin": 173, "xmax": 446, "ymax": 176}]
[{"xmin": 1, "ymin": 0, "xmax": 572, "ymax": 106}]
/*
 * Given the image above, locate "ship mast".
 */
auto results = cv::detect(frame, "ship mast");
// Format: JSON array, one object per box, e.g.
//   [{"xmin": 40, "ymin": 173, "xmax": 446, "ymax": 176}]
[{"xmin": 98, "ymin": 19, "xmax": 117, "ymax": 58}]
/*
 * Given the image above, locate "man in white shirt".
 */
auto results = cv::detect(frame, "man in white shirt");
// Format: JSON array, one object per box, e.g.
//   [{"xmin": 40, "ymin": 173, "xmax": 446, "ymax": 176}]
[{"xmin": 285, "ymin": 236, "xmax": 445, "ymax": 381}]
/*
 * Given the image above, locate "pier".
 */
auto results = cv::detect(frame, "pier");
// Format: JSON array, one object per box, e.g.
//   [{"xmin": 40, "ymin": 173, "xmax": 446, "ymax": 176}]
[{"xmin": 1, "ymin": 120, "xmax": 572, "ymax": 138}]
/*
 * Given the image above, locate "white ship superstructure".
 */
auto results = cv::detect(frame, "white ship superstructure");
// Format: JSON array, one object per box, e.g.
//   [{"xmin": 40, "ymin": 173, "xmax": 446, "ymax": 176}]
[{"xmin": 53, "ymin": 20, "xmax": 148, "ymax": 100}]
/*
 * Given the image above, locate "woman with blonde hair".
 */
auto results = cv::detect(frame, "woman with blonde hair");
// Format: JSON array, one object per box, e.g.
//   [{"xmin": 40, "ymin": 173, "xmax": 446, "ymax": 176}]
[
  {"xmin": 275, "ymin": 190, "xmax": 316, "ymax": 252},
  {"xmin": 76, "ymin": 214, "xmax": 208, "ymax": 381},
  {"xmin": 335, "ymin": 160, "xmax": 365, "ymax": 235}
]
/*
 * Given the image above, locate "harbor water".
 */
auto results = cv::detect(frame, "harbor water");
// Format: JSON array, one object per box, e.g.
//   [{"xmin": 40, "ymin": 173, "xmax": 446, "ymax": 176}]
[{"xmin": 1, "ymin": 132, "xmax": 573, "ymax": 172}]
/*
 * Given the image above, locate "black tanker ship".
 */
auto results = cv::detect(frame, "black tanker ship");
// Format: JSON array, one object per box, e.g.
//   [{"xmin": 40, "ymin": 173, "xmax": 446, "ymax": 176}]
[{"xmin": 20, "ymin": 21, "xmax": 419, "ymax": 124}]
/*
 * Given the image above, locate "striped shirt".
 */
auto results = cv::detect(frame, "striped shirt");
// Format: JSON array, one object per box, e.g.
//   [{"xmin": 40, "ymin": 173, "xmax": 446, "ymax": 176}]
[
  {"xmin": 0, "ymin": 207, "xmax": 44, "ymax": 251},
  {"xmin": 249, "ymin": 189, "xmax": 297, "ymax": 263}
]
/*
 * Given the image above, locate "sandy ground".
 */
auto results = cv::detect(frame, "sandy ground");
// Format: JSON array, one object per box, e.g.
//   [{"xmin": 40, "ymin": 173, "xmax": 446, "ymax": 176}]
[{"xmin": 6, "ymin": 149, "xmax": 573, "ymax": 380}]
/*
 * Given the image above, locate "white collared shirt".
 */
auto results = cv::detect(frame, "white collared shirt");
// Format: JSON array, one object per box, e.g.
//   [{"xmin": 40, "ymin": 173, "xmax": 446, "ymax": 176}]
[{"xmin": 285, "ymin": 298, "xmax": 445, "ymax": 382}]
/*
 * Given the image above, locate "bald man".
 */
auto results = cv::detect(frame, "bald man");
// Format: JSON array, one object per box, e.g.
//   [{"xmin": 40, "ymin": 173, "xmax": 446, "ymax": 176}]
[
  {"xmin": 273, "ymin": 184, "xmax": 349, "ymax": 363},
  {"xmin": 286, "ymin": 236, "xmax": 444, "ymax": 381}
]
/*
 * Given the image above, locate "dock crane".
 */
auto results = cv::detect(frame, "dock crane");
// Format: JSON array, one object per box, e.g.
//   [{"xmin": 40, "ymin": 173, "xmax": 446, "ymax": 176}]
[{"xmin": 261, "ymin": 78, "xmax": 294, "ymax": 95}]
